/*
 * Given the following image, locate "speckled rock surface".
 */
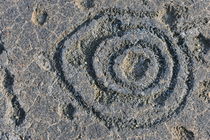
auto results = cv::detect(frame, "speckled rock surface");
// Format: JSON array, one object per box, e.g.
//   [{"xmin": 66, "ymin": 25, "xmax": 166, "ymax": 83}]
[{"xmin": 0, "ymin": 0, "xmax": 209, "ymax": 139}]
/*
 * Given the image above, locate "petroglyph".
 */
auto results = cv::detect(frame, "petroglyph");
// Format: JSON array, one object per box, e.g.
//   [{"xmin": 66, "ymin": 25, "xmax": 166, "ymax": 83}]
[{"xmin": 54, "ymin": 8, "xmax": 194, "ymax": 130}]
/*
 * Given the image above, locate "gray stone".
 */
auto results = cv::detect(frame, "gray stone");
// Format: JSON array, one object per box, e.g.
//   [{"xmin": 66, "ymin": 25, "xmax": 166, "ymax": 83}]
[{"xmin": 0, "ymin": 0, "xmax": 210, "ymax": 139}]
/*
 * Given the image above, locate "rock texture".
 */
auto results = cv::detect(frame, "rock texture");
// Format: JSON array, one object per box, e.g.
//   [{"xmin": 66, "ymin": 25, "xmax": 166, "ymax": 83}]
[{"xmin": 0, "ymin": 0, "xmax": 209, "ymax": 139}]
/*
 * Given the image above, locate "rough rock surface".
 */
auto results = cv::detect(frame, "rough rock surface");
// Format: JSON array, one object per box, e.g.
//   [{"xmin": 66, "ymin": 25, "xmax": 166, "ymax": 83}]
[{"xmin": 0, "ymin": 0, "xmax": 209, "ymax": 139}]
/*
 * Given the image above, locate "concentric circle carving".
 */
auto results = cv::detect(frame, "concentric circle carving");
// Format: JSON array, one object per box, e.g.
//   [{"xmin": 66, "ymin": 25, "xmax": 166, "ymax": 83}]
[{"xmin": 54, "ymin": 8, "xmax": 194, "ymax": 129}]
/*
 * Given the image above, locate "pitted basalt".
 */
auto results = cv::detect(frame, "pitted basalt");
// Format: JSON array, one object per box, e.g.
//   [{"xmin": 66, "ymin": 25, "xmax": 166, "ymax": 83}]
[{"xmin": 54, "ymin": 8, "xmax": 194, "ymax": 130}]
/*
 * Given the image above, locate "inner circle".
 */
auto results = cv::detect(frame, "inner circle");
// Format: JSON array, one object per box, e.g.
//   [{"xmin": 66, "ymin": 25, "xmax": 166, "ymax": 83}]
[
  {"xmin": 104, "ymin": 39, "xmax": 168, "ymax": 96},
  {"xmin": 111, "ymin": 43, "xmax": 159, "ymax": 92},
  {"xmin": 120, "ymin": 50, "xmax": 151, "ymax": 82}
]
